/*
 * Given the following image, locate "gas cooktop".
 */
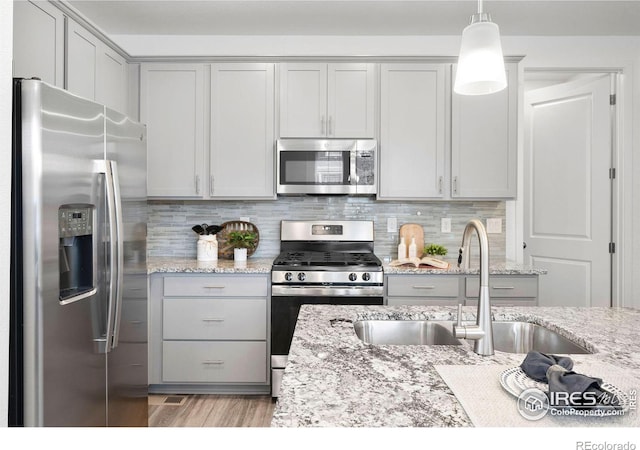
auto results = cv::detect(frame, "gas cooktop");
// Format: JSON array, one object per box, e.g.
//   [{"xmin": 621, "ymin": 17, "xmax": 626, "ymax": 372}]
[{"xmin": 272, "ymin": 251, "xmax": 382, "ymax": 268}]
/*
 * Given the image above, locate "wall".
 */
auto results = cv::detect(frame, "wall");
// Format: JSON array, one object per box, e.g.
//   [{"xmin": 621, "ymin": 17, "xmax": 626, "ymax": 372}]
[
  {"xmin": 148, "ymin": 198, "xmax": 506, "ymax": 266},
  {"xmin": 0, "ymin": 0, "xmax": 13, "ymax": 428}
]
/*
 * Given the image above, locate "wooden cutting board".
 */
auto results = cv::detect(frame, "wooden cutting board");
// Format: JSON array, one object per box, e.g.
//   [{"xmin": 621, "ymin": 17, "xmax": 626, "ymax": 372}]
[{"xmin": 399, "ymin": 223, "xmax": 424, "ymax": 257}]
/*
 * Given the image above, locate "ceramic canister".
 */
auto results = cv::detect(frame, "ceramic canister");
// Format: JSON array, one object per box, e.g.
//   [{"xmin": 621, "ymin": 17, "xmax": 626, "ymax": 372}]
[{"xmin": 197, "ymin": 235, "xmax": 218, "ymax": 261}]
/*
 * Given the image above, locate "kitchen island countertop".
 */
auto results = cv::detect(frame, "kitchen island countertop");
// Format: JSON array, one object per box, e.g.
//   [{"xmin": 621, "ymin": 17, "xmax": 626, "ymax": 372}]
[{"xmin": 271, "ymin": 305, "xmax": 640, "ymax": 427}]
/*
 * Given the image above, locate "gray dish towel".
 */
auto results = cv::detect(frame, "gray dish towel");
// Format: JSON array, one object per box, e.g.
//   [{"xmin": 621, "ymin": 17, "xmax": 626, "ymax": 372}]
[{"xmin": 520, "ymin": 351, "xmax": 622, "ymax": 410}]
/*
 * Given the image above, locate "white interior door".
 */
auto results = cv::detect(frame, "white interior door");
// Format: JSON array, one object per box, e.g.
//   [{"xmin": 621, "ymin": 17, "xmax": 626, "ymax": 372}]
[{"xmin": 524, "ymin": 75, "xmax": 612, "ymax": 307}]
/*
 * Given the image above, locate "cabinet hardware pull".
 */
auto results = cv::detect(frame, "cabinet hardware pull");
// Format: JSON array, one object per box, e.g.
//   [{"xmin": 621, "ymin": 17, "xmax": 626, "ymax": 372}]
[
  {"xmin": 130, "ymin": 320, "xmax": 144, "ymax": 325},
  {"xmin": 195, "ymin": 175, "xmax": 200, "ymax": 195},
  {"xmin": 130, "ymin": 364, "xmax": 143, "ymax": 367},
  {"xmin": 438, "ymin": 176, "xmax": 443, "ymax": 194},
  {"xmin": 492, "ymin": 286, "xmax": 515, "ymax": 290},
  {"xmin": 202, "ymin": 318, "xmax": 225, "ymax": 322},
  {"xmin": 203, "ymin": 286, "xmax": 225, "ymax": 289},
  {"xmin": 453, "ymin": 176, "xmax": 458, "ymax": 194},
  {"xmin": 202, "ymin": 360, "xmax": 224, "ymax": 365},
  {"xmin": 210, "ymin": 176, "xmax": 214, "ymax": 196},
  {"xmin": 413, "ymin": 285, "xmax": 436, "ymax": 289},
  {"xmin": 321, "ymin": 115, "xmax": 326, "ymax": 135},
  {"xmin": 328, "ymin": 116, "xmax": 332, "ymax": 136}
]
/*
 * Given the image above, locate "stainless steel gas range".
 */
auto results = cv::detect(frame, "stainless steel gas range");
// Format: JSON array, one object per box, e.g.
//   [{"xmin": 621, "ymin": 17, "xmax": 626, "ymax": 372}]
[{"xmin": 270, "ymin": 220, "xmax": 384, "ymax": 397}]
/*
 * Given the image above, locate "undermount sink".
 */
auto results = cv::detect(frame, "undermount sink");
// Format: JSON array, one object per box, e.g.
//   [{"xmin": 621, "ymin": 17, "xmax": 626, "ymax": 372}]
[
  {"xmin": 354, "ymin": 320, "xmax": 462, "ymax": 346},
  {"xmin": 491, "ymin": 321, "xmax": 593, "ymax": 354},
  {"xmin": 353, "ymin": 319, "xmax": 593, "ymax": 354}
]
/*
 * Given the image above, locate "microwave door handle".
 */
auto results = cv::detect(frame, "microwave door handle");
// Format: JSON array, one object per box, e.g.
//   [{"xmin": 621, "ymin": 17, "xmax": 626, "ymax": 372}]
[{"xmin": 350, "ymin": 151, "xmax": 357, "ymax": 186}]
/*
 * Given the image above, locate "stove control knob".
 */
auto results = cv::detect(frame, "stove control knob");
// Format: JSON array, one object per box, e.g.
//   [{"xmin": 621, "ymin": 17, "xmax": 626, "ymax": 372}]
[
  {"xmin": 284, "ymin": 272, "xmax": 293, "ymax": 282},
  {"xmin": 297, "ymin": 272, "xmax": 306, "ymax": 281},
  {"xmin": 362, "ymin": 273, "xmax": 371, "ymax": 281},
  {"xmin": 349, "ymin": 273, "xmax": 357, "ymax": 282}
]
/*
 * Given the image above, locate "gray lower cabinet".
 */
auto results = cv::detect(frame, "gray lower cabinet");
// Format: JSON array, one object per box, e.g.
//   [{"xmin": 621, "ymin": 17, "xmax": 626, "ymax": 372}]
[
  {"xmin": 149, "ymin": 273, "xmax": 270, "ymax": 394},
  {"xmin": 386, "ymin": 274, "xmax": 460, "ymax": 306},
  {"xmin": 385, "ymin": 274, "xmax": 538, "ymax": 306},
  {"xmin": 464, "ymin": 275, "xmax": 538, "ymax": 307}
]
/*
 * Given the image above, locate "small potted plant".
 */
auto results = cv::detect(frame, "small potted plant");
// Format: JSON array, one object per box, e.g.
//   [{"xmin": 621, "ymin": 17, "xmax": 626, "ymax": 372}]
[
  {"xmin": 227, "ymin": 230, "xmax": 258, "ymax": 261},
  {"xmin": 424, "ymin": 243, "xmax": 448, "ymax": 257}
]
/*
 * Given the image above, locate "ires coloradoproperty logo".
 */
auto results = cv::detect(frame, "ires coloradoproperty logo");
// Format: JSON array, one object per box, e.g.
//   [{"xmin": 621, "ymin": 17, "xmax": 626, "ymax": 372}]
[{"xmin": 516, "ymin": 388, "xmax": 636, "ymax": 420}]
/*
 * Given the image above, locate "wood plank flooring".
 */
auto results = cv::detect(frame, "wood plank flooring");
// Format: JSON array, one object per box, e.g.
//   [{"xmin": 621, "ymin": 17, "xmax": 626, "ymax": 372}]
[{"xmin": 148, "ymin": 394, "xmax": 276, "ymax": 427}]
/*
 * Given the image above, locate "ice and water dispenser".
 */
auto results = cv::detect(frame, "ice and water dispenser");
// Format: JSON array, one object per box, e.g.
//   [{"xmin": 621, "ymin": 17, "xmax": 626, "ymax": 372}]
[{"xmin": 58, "ymin": 205, "xmax": 96, "ymax": 303}]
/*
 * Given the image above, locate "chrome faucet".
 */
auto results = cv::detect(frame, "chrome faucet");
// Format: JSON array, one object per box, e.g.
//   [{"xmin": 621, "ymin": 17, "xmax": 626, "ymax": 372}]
[{"xmin": 452, "ymin": 219, "xmax": 494, "ymax": 356}]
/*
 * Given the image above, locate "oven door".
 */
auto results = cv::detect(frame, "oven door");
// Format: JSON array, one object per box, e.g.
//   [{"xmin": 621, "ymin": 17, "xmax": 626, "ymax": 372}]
[
  {"xmin": 276, "ymin": 146, "xmax": 355, "ymax": 195},
  {"xmin": 270, "ymin": 294, "xmax": 383, "ymax": 397}
]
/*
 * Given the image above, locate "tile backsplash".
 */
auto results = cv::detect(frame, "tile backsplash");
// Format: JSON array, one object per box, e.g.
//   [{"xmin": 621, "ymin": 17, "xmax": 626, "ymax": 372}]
[{"xmin": 147, "ymin": 197, "xmax": 506, "ymax": 265}]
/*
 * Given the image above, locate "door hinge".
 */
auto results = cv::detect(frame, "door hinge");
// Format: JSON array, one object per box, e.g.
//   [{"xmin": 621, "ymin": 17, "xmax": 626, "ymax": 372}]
[
  {"xmin": 609, "ymin": 242, "xmax": 616, "ymax": 254},
  {"xmin": 610, "ymin": 94, "xmax": 616, "ymax": 105},
  {"xmin": 609, "ymin": 168, "xmax": 616, "ymax": 179}
]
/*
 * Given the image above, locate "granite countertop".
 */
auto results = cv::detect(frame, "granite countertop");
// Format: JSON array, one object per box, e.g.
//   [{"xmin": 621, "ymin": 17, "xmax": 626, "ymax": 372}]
[
  {"xmin": 271, "ymin": 305, "xmax": 640, "ymax": 427},
  {"xmin": 147, "ymin": 256, "xmax": 274, "ymax": 274},
  {"xmin": 383, "ymin": 262, "xmax": 547, "ymax": 275},
  {"xmin": 148, "ymin": 255, "xmax": 544, "ymax": 276}
]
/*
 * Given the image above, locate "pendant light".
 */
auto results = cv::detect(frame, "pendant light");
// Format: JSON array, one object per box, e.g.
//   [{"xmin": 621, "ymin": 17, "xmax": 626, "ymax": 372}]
[{"xmin": 454, "ymin": 0, "xmax": 507, "ymax": 95}]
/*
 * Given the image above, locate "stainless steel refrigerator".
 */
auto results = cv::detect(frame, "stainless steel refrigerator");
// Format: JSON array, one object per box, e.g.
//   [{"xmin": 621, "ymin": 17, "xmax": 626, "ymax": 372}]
[{"xmin": 10, "ymin": 79, "xmax": 148, "ymax": 427}]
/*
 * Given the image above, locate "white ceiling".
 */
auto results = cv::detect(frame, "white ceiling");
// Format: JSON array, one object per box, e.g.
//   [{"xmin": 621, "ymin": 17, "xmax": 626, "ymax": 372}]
[{"xmin": 66, "ymin": 0, "xmax": 640, "ymax": 36}]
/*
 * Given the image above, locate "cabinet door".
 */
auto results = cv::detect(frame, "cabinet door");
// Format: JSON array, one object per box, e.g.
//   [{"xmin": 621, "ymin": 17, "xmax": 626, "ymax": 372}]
[
  {"xmin": 451, "ymin": 63, "xmax": 518, "ymax": 198},
  {"xmin": 96, "ymin": 46, "xmax": 127, "ymax": 114},
  {"xmin": 279, "ymin": 63, "xmax": 327, "ymax": 137},
  {"xmin": 210, "ymin": 63, "xmax": 275, "ymax": 198},
  {"xmin": 66, "ymin": 18, "xmax": 98, "ymax": 100},
  {"xmin": 327, "ymin": 63, "xmax": 375, "ymax": 138},
  {"xmin": 379, "ymin": 64, "xmax": 446, "ymax": 199},
  {"xmin": 141, "ymin": 64, "xmax": 205, "ymax": 198},
  {"xmin": 13, "ymin": 0, "xmax": 64, "ymax": 87}
]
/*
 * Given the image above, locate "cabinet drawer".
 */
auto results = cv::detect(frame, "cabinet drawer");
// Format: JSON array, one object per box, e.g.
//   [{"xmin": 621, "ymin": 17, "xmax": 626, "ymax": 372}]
[
  {"xmin": 162, "ymin": 341, "xmax": 267, "ymax": 383},
  {"xmin": 387, "ymin": 297, "xmax": 458, "ymax": 307},
  {"xmin": 119, "ymin": 300, "xmax": 148, "ymax": 343},
  {"xmin": 163, "ymin": 298, "xmax": 266, "ymax": 340},
  {"xmin": 465, "ymin": 276, "xmax": 538, "ymax": 298},
  {"xmin": 163, "ymin": 275, "xmax": 268, "ymax": 297},
  {"xmin": 466, "ymin": 299, "xmax": 538, "ymax": 307},
  {"xmin": 123, "ymin": 274, "xmax": 147, "ymax": 299},
  {"xmin": 387, "ymin": 275, "xmax": 459, "ymax": 297}
]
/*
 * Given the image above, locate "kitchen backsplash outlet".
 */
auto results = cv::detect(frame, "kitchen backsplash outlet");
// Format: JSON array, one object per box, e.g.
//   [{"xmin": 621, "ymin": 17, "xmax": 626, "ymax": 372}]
[{"xmin": 147, "ymin": 197, "xmax": 506, "ymax": 265}]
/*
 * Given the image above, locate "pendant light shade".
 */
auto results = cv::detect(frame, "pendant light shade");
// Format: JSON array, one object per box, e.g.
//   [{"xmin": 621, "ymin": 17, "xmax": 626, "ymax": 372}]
[{"xmin": 454, "ymin": 3, "xmax": 507, "ymax": 96}]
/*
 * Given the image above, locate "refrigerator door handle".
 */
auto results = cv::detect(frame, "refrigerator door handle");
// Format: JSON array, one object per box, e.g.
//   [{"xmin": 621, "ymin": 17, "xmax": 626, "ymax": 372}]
[
  {"xmin": 95, "ymin": 159, "xmax": 117, "ymax": 354},
  {"xmin": 109, "ymin": 160, "xmax": 124, "ymax": 350}
]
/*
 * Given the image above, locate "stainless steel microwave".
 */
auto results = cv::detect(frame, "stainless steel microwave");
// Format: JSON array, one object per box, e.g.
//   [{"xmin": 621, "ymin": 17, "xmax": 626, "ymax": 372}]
[{"xmin": 276, "ymin": 139, "xmax": 377, "ymax": 195}]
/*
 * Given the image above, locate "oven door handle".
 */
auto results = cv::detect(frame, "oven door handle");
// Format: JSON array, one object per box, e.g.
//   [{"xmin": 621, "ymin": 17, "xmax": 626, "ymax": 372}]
[{"xmin": 271, "ymin": 285, "xmax": 384, "ymax": 297}]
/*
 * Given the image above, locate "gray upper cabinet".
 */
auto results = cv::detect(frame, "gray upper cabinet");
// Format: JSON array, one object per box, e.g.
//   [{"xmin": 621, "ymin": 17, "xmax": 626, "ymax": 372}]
[
  {"xmin": 14, "ymin": 3, "xmax": 127, "ymax": 112},
  {"xmin": 66, "ymin": 18, "xmax": 128, "ymax": 113},
  {"xmin": 210, "ymin": 63, "xmax": 275, "ymax": 199},
  {"xmin": 141, "ymin": 63, "xmax": 206, "ymax": 198},
  {"xmin": 379, "ymin": 63, "xmax": 446, "ymax": 199},
  {"xmin": 451, "ymin": 63, "xmax": 518, "ymax": 199},
  {"xmin": 66, "ymin": 19, "xmax": 98, "ymax": 101},
  {"xmin": 279, "ymin": 62, "xmax": 375, "ymax": 138},
  {"xmin": 13, "ymin": 0, "xmax": 65, "ymax": 87}
]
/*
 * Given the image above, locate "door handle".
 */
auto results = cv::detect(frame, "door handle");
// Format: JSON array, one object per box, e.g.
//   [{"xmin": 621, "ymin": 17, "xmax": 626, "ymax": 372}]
[
  {"xmin": 109, "ymin": 160, "xmax": 124, "ymax": 350},
  {"xmin": 523, "ymin": 242, "xmax": 527, "ymax": 249}
]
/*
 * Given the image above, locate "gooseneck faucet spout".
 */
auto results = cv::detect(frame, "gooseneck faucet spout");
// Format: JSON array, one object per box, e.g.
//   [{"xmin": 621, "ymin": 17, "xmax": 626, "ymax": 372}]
[{"xmin": 452, "ymin": 219, "xmax": 494, "ymax": 356}]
